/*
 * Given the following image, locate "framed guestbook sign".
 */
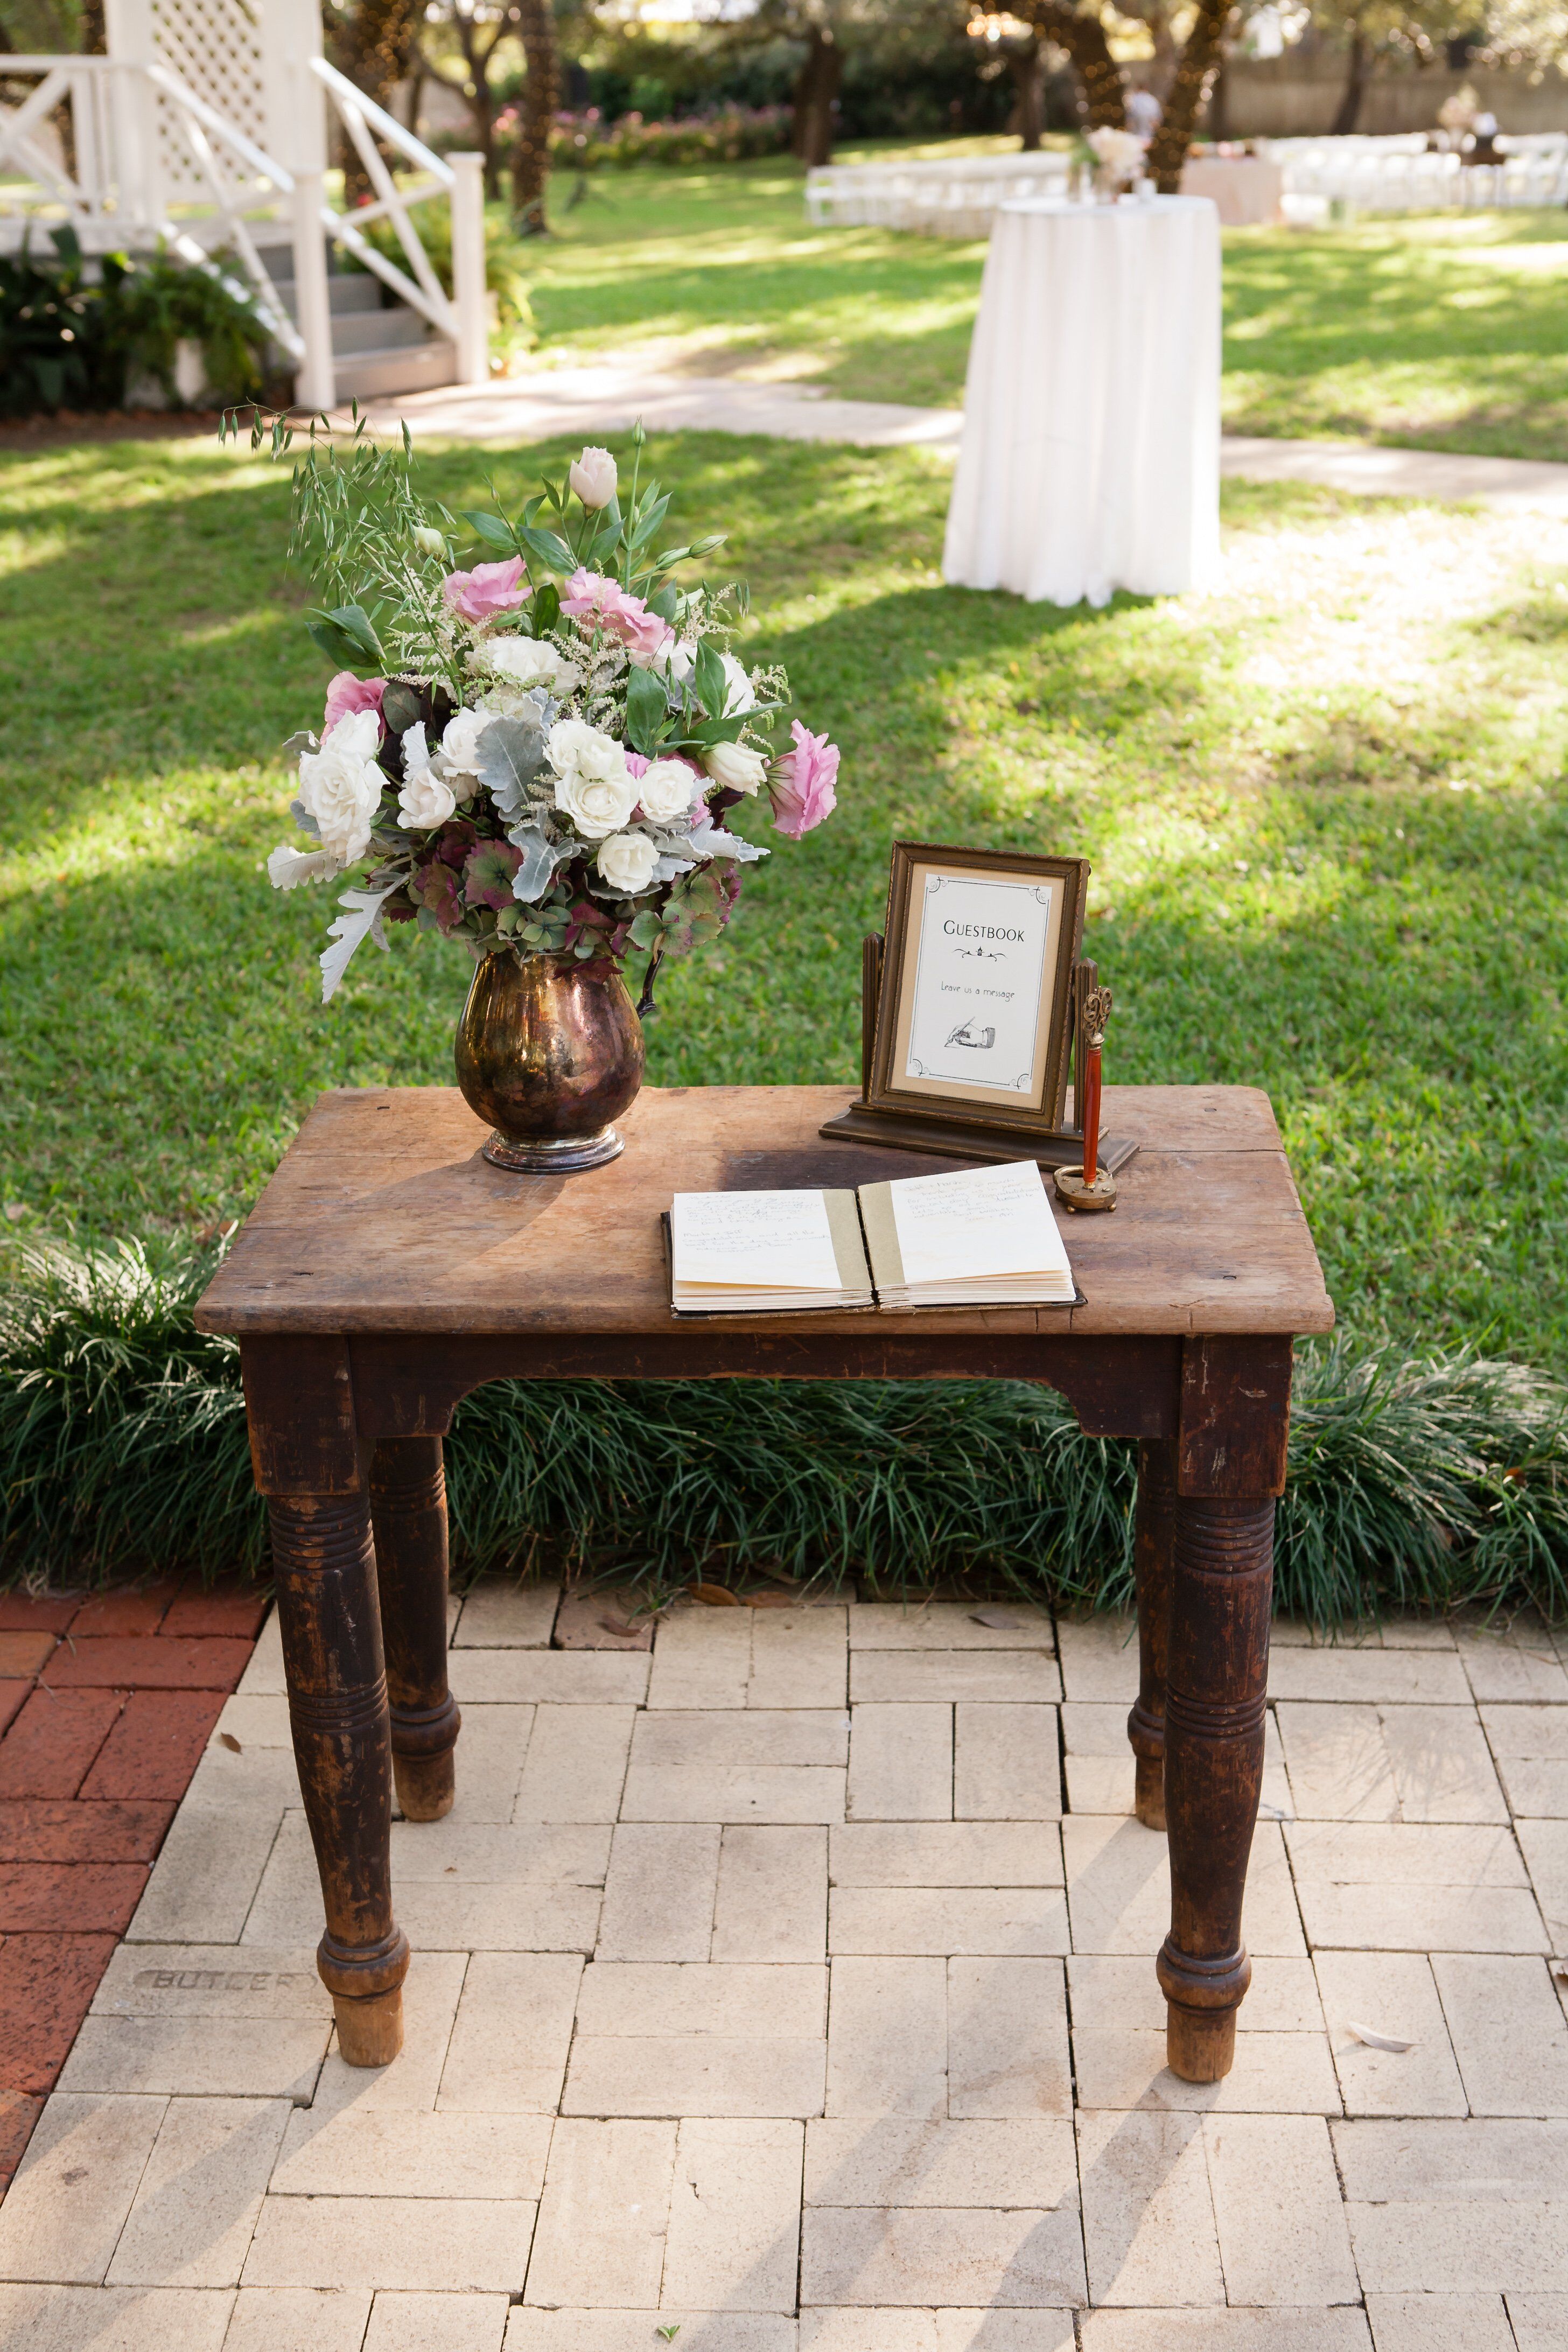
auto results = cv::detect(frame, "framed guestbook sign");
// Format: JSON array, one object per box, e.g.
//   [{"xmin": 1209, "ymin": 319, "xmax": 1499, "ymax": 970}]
[{"xmin": 821, "ymin": 840, "xmax": 1138, "ymax": 1172}]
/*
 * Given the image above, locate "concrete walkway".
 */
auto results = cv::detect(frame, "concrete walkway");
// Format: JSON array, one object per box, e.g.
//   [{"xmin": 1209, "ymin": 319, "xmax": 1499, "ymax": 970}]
[
  {"xmin": 3, "ymin": 1590, "xmax": 1566, "ymax": 2351},
  {"xmin": 344, "ymin": 368, "xmax": 1568, "ymax": 517}
]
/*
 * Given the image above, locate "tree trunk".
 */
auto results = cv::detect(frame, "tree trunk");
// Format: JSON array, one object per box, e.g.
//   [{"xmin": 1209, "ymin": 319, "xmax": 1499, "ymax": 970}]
[
  {"xmin": 1146, "ymin": 0, "xmax": 1228, "ymax": 191},
  {"xmin": 340, "ymin": 0, "xmax": 422, "ymax": 202},
  {"xmin": 1331, "ymin": 25, "xmax": 1369, "ymax": 136},
  {"xmin": 1014, "ymin": 2, "xmax": 1126, "ymax": 129},
  {"xmin": 1007, "ymin": 44, "xmax": 1046, "ymax": 151},
  {"xmin": 791, "ymin": 27, "xmax": 843, "ymax": 169},
  {"xmin": 512, "ymin": 0, "xmax": 560, "ymax": 234}
]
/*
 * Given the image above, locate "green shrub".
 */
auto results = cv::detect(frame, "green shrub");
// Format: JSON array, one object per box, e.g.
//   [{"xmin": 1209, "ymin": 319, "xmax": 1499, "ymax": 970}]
[
  {"xmin": 0, "ymin": 227, "xmax": 273, "ymax": 418},
  {"xmin": 1, "ymin": 1235, "xmax": 1564, "ymax": 1622},
  {"xmin": 538, "ymin": 106, "xmax": 792, "ymax": 172}
]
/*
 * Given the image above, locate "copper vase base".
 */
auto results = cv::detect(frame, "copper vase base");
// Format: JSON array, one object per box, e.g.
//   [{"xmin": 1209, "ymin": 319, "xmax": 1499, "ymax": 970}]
[{"xmin": 482, "ymin": 1125, "xmax": 624, "ymax": 1173}]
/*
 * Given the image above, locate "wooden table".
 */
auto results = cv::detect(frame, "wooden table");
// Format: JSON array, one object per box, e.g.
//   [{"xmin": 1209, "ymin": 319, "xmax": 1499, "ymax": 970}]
[{"xmin": 195, "ymin": 1082, "xmax": 1333, "ymax": 2079}]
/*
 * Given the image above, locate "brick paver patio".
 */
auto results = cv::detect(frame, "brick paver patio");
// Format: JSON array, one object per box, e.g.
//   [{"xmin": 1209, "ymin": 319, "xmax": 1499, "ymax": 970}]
[{"xmin": 1, "ymin": 1590, "xmax": 1565, "ymax": 2351}]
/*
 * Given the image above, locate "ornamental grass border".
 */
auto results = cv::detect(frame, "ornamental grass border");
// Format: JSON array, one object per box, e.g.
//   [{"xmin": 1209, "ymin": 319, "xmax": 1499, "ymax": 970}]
[{"xmin": 1, "ymin": 1235, "xmax": 1565, "ymax": 1625}]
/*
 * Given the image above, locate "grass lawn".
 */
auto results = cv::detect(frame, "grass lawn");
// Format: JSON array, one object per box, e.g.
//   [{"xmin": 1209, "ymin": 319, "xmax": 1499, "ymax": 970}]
[
  {"xmin": 2, "ymin": 433, "xmax": 1566, "ymax": 1371},
  {"xmin": 521, "ymin": 155, "xmax": 1568, "ymax": 459}
]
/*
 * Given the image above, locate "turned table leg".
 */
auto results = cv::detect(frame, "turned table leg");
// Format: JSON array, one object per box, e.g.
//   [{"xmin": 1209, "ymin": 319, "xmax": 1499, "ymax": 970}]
[
  {"xmin": 1128, "ymin": 1437, "xmax": 1176, "ymax": 1832},
  {"xmin": 268, "ymin": 1490, "xmax": 410, "ymax": 2067},
  {"xmin": 1156, "ymin": 1493, "xmax": 1275, "ymax": 2083},
  {"xmin": 370, "ymin": 1436, "xmax": 461, "ymax": 1824}
]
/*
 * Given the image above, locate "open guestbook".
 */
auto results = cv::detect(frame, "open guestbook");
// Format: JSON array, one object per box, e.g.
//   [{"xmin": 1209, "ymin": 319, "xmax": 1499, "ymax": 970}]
[{"xmin": 667, "ymin": 1158, "xmax": 1080, "ymax": 1315}]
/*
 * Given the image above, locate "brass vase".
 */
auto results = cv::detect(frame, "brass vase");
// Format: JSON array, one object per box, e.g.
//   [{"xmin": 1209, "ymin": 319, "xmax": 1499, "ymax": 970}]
[{"xmin": 455, "ymin": 950, "xmax": 645, "ymax": 1173}]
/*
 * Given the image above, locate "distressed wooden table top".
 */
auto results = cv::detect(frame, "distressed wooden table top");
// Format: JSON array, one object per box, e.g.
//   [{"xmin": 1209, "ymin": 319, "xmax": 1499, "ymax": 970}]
[{"xmin": 194, "ymin": 1084, "xmax": 1333, "ymax": 1343}]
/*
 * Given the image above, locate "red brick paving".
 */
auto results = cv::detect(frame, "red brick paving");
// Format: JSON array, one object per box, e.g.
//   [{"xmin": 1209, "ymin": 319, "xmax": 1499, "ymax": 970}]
[
  {"xmin": 0, "ymin": 1800, "xmax": 175, "ymax": 1863},
  {"xmin": 0, "ymin": 1933, "xmax": 121, "ymax": 2097},
  {"xmin": 68, "ymin": 1580, "xmax": 183, "ymax": 1637},
  {"xmin": 44, "ymin": 1634, "xmax": 252, "ymax": 1691},
  {"xmin": 0, "ymin": 1690, "xmax": 124, "ymax": 1800},
  {"xmin": 0, "ymin": 1595, "xmax": 81, "ymax": 1634},
  {"xmin": 162, "ymin": 1580, "xmax": 269, "ymax": 1641},
  {"xmin": 0, "ymin": 1634, "xmax": 58, "ymax": 1679},
  {"xmin": 0, "ymin": 1861, "xmax": 149, "ymax": 1933},
  {"xmin": 0, "ymin": 1576, "xmax": 265, "ymax": 2193},
  {"xmin": 79, "ymin": 1691, "xmax": 226, "ymax": 1803}
]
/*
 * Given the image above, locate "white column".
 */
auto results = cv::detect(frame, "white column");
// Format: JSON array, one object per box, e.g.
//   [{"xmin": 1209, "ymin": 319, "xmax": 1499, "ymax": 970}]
[
  {"xmin": 449, "ymin": 152, "xmax": 490, "ymax": 387},
  {"xmin": 103, "ymin": 0, "xmax": 157, "ymax": 233},
  {"xmin": 263, "ymin": 0, "xmax": 327, "ymax": 178},
  {"xmin": 291, "ymin": 171, "xmax": 336, "ymax": 414}
]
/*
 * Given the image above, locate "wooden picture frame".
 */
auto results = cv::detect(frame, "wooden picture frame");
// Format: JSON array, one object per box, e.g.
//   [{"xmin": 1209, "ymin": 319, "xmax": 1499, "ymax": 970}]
[{"xmin": 823, "ymin": 841, "xmax": 1139, "ymax": 1172}]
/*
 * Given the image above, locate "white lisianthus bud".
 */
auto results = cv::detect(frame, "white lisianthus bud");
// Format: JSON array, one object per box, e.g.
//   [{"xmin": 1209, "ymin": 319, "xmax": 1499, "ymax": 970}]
[
  {"xmin": 296, "ymin": 705, "xmax": 386, "ymax": 865},
  {"xmin": 720, "ymin": 652, "xmax": 757, "ymax": 715},
  {"xmin": 569, "ymin": 445, "xmax": 618, "ymax": 510},
  {"xmin": 549, "ymin": 717, "xmax": 635, "ymax": 837},
  {"xmin": 634, "ymin": 757, "xmax": 703, "ymax": 825},
  {"xmin": 413, "ymin": 524, "xmax": 446, "ymax": 557},
  {"xmin": 702, "ymin": 738, "xmax": 768, "ymax": 796},
  {"xmin": 597, "ymin": 831, "xmax": 659, "ymax": 895}
]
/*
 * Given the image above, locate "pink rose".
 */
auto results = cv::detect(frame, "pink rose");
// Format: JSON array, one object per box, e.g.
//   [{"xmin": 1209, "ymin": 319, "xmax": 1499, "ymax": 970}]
[
  {"xmin": 561, "ymin": 567, "xmax": 674, "ymax": 664},
  {"xmin": 442, "ymin": 556, "xmax": 528, "ymax": 622},
  {"xmin": 323, "ymin": 672, "xmax": 385, "ymax": 737},
  {"xmin": 771, "ymin": 720, "xmax": 839, "ymax": 839}
]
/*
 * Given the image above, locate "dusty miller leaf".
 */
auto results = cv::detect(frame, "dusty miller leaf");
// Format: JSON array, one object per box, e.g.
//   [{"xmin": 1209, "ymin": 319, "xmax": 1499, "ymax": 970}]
[
  {"xmin": 478, "ymin": 709, "xmax": 550, "ymax": 820},
  {"xmin": 319, "ymin": 876, "xmax": 409, "ymax": 1005}
]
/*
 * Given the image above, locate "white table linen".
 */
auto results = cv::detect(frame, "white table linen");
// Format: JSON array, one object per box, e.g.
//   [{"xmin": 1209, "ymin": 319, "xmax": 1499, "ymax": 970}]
[{"xmin": 943, "ymin": 195, "xmax": 1221, "ymax": 609}]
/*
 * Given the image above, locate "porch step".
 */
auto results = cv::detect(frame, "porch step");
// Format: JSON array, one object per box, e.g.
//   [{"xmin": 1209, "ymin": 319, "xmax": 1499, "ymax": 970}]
[
  {"xmin": 256, "ymin": 252, "xmax": 456, "ymax": 402},
  {"xmin": 333, "ymin": 338, "xmax": 458, "ymax": 401}
]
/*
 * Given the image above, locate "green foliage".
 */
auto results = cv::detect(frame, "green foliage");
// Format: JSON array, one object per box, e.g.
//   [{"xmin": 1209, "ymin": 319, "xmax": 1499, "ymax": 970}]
[
  {"xmin": 544, "ymin": 106, "xmax": 791, "ymax": 170},
  {"xmin": 1, "ymin": 1235, "xmax": 1564, "ymax": 1622},
  {"xmin": 0, "ymin": 229, "xmax": 273, "ymax": 420}
]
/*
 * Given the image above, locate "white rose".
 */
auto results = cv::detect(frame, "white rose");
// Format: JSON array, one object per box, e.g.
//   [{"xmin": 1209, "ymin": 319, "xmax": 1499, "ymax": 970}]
[
  {"xmin": 635, "ymin": 757, "xmax": 703, "ymax": 825},
  {"xmin": 267, "ymin": 842, "xmax": 339, "ymax": 890},
  {"xmin": 413, "ymin": 523, "xmax": 446, "ymax": 557},
  {"xmin": 473, "ymin": 635, "xmax": 584, "ymax": 698},
  {"xmin": 597, "ymin": 831, "xmax": 659, "ymax": 895},
  {"xmin": 569, "ymin": 444, "xmax": 618, "ymax": 509},
  {"xmin": 296, "ymin": 705, "xmax": 385, "ymax": 865},
  {"xmin": 549, "ymin": 717, "xmax": 635, "ymax": 837},
  {"xmin": 397, "ymin": 720, "xmax": 458, "ymax": 830},
  {"xmin": 703, "ymin": 738, "xmax": 768, "ymax": 796},
  {"xmin": 721, "ymin": 652, "xmax": 756, "ymax": 715},
  {"xmin": 439, "ymin": 705, "xmax": 490, "ymax": 790}
]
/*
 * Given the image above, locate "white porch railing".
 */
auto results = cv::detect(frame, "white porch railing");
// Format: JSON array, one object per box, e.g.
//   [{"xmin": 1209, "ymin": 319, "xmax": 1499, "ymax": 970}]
[{"xmin": 0, "ymin": 51, "xmax": 488, "ymax": 406}]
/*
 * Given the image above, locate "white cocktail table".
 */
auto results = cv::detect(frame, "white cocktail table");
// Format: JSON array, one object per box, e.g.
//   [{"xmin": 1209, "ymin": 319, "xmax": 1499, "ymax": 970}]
[{"xmin": 943, "ymin": 194, "xmax": 1221, "ymax": 608}]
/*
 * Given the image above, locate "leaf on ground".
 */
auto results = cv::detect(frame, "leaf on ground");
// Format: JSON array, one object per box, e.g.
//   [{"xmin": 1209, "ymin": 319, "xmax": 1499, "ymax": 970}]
[
  {"xmin": 657, "ymin": 2330, "xmax": 681, "ymax": 2344},
  {"xmin": 1346, "ymin": 2020, "xmax": 1416, "ymax": 2053},
  {"xmin": 971, "ymin": 1609, "xmax": 1023, "ymax": 1628},
  {"xmin": 689, "ymin": 1582, "xmax": 741, "ymax": 1606},
  {"xmin": 218, "ymin": 1731, "xmax": 242, "ymax": 1753}
]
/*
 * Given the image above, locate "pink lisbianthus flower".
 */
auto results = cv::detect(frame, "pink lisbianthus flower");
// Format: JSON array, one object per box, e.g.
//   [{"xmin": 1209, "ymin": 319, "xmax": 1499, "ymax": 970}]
[
  {"xmin": 770, "ymin": 720, "xmax": 839, "ymax": 838},
  {"xmin": 561, "ymin": 568, "xmax": 674, "ymax": 665},
  {"xmin": 323, "ymin": 672, "xmax": 386, "ymax": 737},
  {"xmin": 443, "ymin": 556, "xmax": 528, "ymax": 623}
]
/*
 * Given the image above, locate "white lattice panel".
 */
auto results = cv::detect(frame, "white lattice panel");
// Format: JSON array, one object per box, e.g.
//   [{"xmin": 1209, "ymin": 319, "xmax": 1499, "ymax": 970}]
[{"xmin": 150, "ymin": 0, "xmax": 264, "ymax": 191}]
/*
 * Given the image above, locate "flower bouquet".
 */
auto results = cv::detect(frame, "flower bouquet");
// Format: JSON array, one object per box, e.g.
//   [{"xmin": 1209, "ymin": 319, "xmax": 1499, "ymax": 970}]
[{"xmin": 242, "ymin": 412, "xmax": 839, "ymax": 1168}]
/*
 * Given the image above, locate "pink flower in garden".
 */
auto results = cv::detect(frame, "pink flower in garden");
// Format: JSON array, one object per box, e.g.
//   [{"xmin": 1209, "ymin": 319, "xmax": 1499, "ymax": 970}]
[
  {"xmin": 770, "ymin": 720, "xmax": 839, "ymax": 838},
  {"xmin": 442, "ymin": 557, "xmax": 528, "ymax": 623},
  {"xmin": 323, "ymin": 672, "xmax": 386, "ymax": 737},
  {"xmin": 560, "ymin": 568, "xmax": 674, "ymax": 664}
]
